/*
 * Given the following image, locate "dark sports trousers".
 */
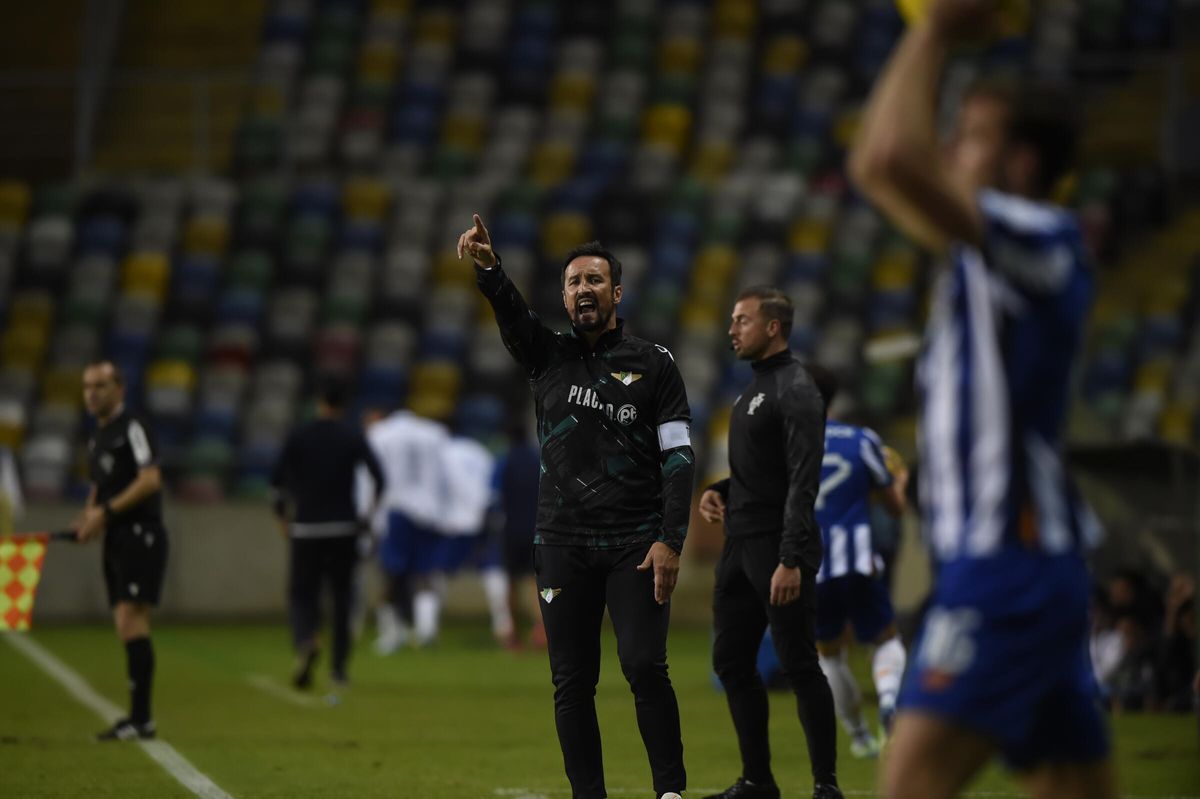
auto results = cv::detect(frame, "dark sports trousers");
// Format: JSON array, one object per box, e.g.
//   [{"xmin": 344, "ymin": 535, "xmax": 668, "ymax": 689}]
[
  {"xmin": 535, "ymin": 542, "xmax": 686, "ymax": 799},
  {"xmin": 288, "ymin": 535, "xmax": 358, "ymax": 678},
  {"xmin": 712, "ymin": 533, "xmax": 838, "ymax": 787}
]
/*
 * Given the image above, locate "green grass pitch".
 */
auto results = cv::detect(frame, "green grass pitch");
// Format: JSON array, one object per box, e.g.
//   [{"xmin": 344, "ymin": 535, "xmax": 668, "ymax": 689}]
[{"xmin": 2, "ymin": 623, "xmax": 1197, "ymax": 798}]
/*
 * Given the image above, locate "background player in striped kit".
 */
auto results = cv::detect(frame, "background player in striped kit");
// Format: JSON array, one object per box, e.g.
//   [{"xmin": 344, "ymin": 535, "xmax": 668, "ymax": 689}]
[
  {"xmin": 360, "ymin": 406, "xmax": 448, "ymax": 653},
  {"xmin": 850, "ymin": 0, "xmax": 1114, "ymax": 796},
  {"xmin": 807, "ymin": 370, "xmax": 908, "ymax": 757}
]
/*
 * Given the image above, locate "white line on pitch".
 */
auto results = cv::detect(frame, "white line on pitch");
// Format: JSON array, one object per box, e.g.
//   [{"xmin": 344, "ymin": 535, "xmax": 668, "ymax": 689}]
[
  {"xmin": 496, "ymin": 789, "xmax": 1198, "ymax": 799},
  {"xmin": 244, "ymin": 674, "xmax": 327, "ymax": 708},
  {"xmin": 4, "ymin": 632, "xmax": 234, "ymax": 799}
]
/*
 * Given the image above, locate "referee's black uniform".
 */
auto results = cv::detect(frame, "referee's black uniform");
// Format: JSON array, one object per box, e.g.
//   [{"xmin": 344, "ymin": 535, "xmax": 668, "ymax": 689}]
[
  {"xmin": 707, "ymin": 350, "xmax": 839, "ymax": 796},
  {"xmin": 90, "ymin": 409, "xmax": 169, "ymax": 611},
  {"xmin": 271, "ymin": 391, "xmax": 384, "ymax": 688},
  {"xmin": 476, "ymin": 255, "xmax": 695, "ymax": 799},
  {"xmin": 88, "ymin": 406, "xmax": 169, "ymax": 737}
]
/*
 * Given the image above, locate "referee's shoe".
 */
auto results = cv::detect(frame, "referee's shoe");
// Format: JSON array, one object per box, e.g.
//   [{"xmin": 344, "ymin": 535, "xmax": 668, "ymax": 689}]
[{"xmin": 96, "ymin": 718, "xmax": 156, "ymax": 741}]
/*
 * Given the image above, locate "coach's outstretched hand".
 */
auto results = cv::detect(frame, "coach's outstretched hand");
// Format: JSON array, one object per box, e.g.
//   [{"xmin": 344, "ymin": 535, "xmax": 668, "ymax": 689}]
[
  {"xmin": 638, "ymin": 542, "xmax": 680, "ymax": 605},
  {"xmin": 457, "ymin": 213, "xmax": 497, "ymax": 269}
]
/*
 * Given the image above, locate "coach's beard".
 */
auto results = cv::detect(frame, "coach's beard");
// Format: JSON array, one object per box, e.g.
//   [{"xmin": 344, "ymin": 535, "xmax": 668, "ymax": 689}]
[{"xmin": 571, "ymin": 300, "xmax": 612, "ymax": 332}]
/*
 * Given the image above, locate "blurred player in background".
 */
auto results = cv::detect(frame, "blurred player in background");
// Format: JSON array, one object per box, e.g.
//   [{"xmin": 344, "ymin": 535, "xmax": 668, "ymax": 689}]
[
  {"xmin": 699, "ymin": 290, "xmax": 842, "ymax": 799},
  {"xmin": 809, "ymin": 371, "xmax": 908, "ymax": 758},
  {"xmin": 849, "ymin": 0, "xmax": 1113, "ymax": 796},
  {"xmin": 271, "ymin": 380, "xmax": 384, "ymax": 692},
  {"xmin": 493, "ymin": 420, "xmax": 545, "ymax": 649},
  {"xmin": 77, "ymin": 360, "xmax": 167, "ymax": 741},
  {"xmin": 360, "ymin": 405, "xmax": 447, "ymax": 654},
  {"xmin": 0, "ymin": 442, "xmax": 22, "ymax": 537},
  {"xmin": 419, "ymin": 431, "xmax": 511, "ymax": 647},
  {"xmin": 460, "ymin": 214, "xmax": 694, "ymax": 799}
]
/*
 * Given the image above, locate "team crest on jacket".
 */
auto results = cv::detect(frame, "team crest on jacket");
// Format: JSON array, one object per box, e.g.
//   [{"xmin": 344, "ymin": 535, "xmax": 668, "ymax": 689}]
[
  {"xmin": 611, "ymin": 371, "xmax": 642, "ymax": 386},
  {"xmin": 747, "ymin": 393, "xmax": 765, "ymax": 415},
  {"xmin": 540, "ymin": 587, "xmax": 562, "ymax": 604}
]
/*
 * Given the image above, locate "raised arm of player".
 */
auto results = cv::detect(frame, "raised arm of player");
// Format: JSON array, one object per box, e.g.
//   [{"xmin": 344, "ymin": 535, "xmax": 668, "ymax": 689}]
[
  {"xmin": 459, "ymin": 213, "xmax": 555, "ymax": 378},
  {"xmin": 848, "ymin": 0, "xmax": 995, "ymax": 253}
]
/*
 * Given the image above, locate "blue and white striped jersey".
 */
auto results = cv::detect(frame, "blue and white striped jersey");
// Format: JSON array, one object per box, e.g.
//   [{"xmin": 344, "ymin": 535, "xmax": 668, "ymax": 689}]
[
  {"xmin": 815, "ymin": 421, "xmax": 893, "ymax": 583},
  {"xmin": 917, "ymin": 189, "xmax": 1102, "ymax": 564}
]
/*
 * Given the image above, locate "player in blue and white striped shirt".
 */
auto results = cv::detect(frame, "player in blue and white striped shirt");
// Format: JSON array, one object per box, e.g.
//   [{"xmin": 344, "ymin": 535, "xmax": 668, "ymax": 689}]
[
  {"xmin": 850, "ymin": 2, "xmax": 1113, "ymax": 798},
  {"xmin": 813, "ymin": 406, "xmax": 909, "ymax": 758}
]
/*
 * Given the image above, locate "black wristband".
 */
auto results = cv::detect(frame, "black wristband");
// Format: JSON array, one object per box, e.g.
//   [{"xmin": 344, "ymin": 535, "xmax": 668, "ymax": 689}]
[{"xmin": 779, "ymin": 554, "xmax": 798, "ymax": 569}]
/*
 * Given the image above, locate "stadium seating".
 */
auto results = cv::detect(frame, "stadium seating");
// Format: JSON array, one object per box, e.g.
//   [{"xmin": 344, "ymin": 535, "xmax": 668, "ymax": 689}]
[{"xmin": 0, "ymin": 0, "xmax": 1186, "ymax": 497}]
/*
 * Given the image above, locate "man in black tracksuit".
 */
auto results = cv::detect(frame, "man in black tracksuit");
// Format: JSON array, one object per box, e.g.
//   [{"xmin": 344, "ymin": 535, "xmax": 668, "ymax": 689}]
[
  {"xmin": 459, "ymin": 214, "xmax": 694, "ymax": 799},
  {"xmin": 271, "ymin": 380, "xmax": 385, "ymax": 692},
  {"xmin": 698, "ymin": 287, "xmax": 842, "ymax": 799}
]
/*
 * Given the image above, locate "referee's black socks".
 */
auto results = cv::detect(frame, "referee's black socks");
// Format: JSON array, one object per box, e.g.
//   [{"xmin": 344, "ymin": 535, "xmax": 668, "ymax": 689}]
[{"xmin": 125, "ymin": 637, "xmax": 155, "ymax": 724}]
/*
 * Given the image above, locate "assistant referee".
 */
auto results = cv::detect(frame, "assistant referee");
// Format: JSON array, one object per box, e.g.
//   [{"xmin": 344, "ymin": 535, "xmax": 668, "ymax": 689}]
[
  {"xmin": 459, "ymin": 215, "xmax": 694, "ymax": 799},
  {"xmin": 76, "ymin": 360, "xmax": 168, "ymax": 741},
  {"xmin": 699, "ymin": 288, "xmax": 842, "ymax": 799}
]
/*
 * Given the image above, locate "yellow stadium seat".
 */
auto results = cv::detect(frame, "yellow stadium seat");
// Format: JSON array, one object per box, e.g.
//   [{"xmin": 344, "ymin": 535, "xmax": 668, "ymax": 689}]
[
  {"xmin": 441, "ymin": 114, "xmax": 486, "ymax": 153},
  {"xmin": 690, "ymin": 141, "xmax": 734, "ymax": 182},
  {"xmin": 147, "ymin": 359, "xmax": 197, "ymax": 392},
  {"xmin": 41, "ymin": 367, "xmax": 83, "ymax": 406},
  {"xmin": 408, "ymin": 390, "xmax": 456, "ymax": 421},
  {"xmin": 410, "ymin": 361, "xmax": 461, "ymax": 399},
  {"xmin": 708, "ymin": 407, "xmax": 732, "ymax": 440},
  {"xmin": 122, "ymin": 251, "xmax": 171, "ymax": 297},
  {"xmin": 358, "ymin": 40, "xmax": 400, "ymax": 82},
  {"xmin": 680, "ymin": 304, "xmax": 721, "ymax": 331},
  {"xmin": 183, "ymin": 215, "xmax": 230, "ymax": 256},
  {"xmin": 658, "ymin": 35, "xmax": 702, "ymax": 74},
  {"xmin": 642, "ymin": 104, "xmax": 692, "ymax": 152},
  {"xmin": 1158, "ymin": 403, "xmax": 1193, "ymax": 445},
  {"xmin": 1134, "ymin": 359, "xmax": 1173, "ymax": 394},
  {"xmin": 1, "ymin": 323, "xmax": 48, "ymax": 370},
  {"xmin": 252, "ymin": 83, "xmax": 286, "ymax": 117},
  {"xmin": 0, "ymin": 180, "xmax": 31, "ymax": 227},
  {"xmin": 542, "ymin": 213, "xmax": 593, "ymax": 261},
  {"xmin": 713, "ymin": 0, "xmax": 757, "ymax": 38},
  {"xmin": 0, "ymin": 422, "xmax": 23, "ymax": 450},
  {"xmin": 694, "ymin": 245, "xmax": 738, "ymax": 284},
  {"xmin": 7, "ymin": 293, "xmax": 54, "ymax": 331},
  {"xmin": 762, "ymin": 34, "xmax": 807, "ymax": 74},
  {"xmin": 550, "ymin": 72, "xmax": 597, "ymax": 111},
  {"xmin": 415, "ymin": 8, "xmax": 456, "ymax": 43},
  {"xmin": 432, "ymin": 249, "xmax": 478, "ymax": 290},
  {"xmin": 371, "ymin": 0, "xmax": 411, "ymax": 14},
  {"xmin": 343, "ymin": 178, "xmax": 391, "ymax": 221},
  {"xmin": 529, "ymin": 142, "xmax": 576, "ymax": 188},
  {"xmin": 788, "ymin": 218, "xmax": 832, "ymax": 253},
  {"xmin": 832, "ymin": 107, "xmax": 863, "ymax": 149}
]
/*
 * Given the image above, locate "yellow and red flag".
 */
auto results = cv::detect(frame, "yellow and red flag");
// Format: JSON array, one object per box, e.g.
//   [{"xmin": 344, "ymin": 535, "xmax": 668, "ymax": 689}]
[{"xmin": 0, "ymin": 534, "xmax": 48, "ymax": 631}]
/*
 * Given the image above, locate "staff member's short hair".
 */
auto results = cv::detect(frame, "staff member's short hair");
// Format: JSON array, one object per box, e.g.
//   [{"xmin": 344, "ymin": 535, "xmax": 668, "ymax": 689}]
[
  {"xmin": 85, "ymin": 359, "xmax": 125, "ymax": 386},
  {"xmin": 318, "ymin": 377, "xmax": 349, "ymax": 410},
  {"xmin": 736, "ymin": 286, "xmax": 794, "ymax": 338}
]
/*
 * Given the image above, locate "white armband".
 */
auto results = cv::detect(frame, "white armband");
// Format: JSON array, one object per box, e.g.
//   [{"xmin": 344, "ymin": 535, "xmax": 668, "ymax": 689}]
[{"xmin": 657, "ymin": 420, "xmax": 691, "ymax": 451}]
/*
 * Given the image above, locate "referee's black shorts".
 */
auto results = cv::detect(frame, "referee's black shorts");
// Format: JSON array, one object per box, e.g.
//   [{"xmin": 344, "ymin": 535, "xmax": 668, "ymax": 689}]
[{"xmin": 103, "ymin": 522, "xmax": 169, "ymax": 607}]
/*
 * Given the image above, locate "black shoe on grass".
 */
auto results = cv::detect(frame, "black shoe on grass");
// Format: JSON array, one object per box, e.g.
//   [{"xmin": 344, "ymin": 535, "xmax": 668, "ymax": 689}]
[{"xmin": 703, "ymin": 778, "xmax": 781, "ymax": 799}]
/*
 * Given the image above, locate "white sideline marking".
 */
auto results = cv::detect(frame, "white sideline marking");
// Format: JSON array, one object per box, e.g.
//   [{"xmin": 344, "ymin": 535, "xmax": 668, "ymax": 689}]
[
  {"xmin": 244, "ymin": 674, "xmax": 326, "ymax": 709},
  {"xmin": 4, "ymin": 632, "xmax": 234, "ymax": 799}
]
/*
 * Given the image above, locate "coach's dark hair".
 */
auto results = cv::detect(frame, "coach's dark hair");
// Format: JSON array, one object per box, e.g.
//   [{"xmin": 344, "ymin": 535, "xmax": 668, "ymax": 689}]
[
  {"xmin": 736, "ymin": 285, "xmax": 794, "ymax": 339},
  {"xmin": 804, "ymin": 362, "xmax": 839, "ymax": 412},
  {"xmin": 317, "ymin": 377, "xmax": 349, "ymax": 410},
  {"xmin": 964, "ymin": 78, "xmax": 1080, "ymax": 198},
  {"xmin": 562, "ymin": 241, "xmax": 622, "ymax": 287},
  {"xmin": 84, "ymin": 359, "xmax": 125, "ymax": 386}
]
